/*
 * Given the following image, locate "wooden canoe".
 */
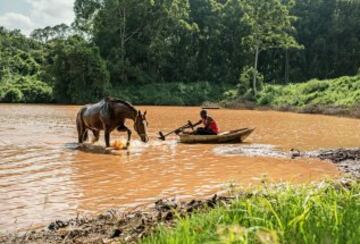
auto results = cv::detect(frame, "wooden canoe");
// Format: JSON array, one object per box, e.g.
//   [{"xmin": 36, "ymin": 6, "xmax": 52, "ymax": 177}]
[{"xmin": 179, "ymin": 128, "xmax": 255, "ymax": 144}]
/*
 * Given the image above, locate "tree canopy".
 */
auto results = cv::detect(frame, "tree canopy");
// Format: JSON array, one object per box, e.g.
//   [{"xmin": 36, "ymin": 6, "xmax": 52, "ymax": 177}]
[{"xmin": 1, "ymin": 0, "xmax": 360, "ymax": 104}]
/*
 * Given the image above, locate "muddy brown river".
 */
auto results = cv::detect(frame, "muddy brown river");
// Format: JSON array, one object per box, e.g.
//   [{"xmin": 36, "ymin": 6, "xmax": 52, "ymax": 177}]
[{"xmin": 1, "ymin": 104, "xmax": 359, "ymax": 233}]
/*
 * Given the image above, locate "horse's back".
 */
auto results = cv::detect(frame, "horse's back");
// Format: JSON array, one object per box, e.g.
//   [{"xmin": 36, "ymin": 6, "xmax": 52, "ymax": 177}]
[{"xmin": 81, "ymin": 100, "xmax": 105, "ymax": 130}]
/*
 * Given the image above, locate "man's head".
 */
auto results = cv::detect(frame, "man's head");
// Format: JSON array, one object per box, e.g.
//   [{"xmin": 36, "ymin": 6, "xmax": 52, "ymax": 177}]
[{"xmin": 200, "ymin": 109, "xmax": 208, "ymax": 119}]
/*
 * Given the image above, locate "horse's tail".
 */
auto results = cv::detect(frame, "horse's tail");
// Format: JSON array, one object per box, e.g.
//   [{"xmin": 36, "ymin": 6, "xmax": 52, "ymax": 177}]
[{"xmin": 76, "ymin": 107, "xmax": 88, "ymax": 143}]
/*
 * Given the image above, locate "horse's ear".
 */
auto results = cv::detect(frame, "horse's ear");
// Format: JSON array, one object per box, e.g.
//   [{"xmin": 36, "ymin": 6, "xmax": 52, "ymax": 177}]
[
  {"xmin": 144, "ymin": 110, "xmax": 147, "ymax": 117},
  {"xmin": 137, "ymin": 110, "xmax": 141, "ymax": 116}
]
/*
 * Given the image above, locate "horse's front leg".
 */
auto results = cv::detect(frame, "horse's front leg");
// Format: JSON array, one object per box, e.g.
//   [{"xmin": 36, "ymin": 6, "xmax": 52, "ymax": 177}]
[
  {"xmin": 104, "ymin": 128, "xmax": 111, "ymax": 148},
  {"xmin": 117, "ymin": 125, "xmax": 132, "ymax": 148}
]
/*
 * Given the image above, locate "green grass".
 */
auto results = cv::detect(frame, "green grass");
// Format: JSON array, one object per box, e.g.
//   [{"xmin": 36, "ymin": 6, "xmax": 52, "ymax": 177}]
[
  {"xmin": 142, "ymin": 182, "xmax": 360, "ymax": 244},
  {"xmin": 256, "ymin": 75, "xmax": 360, "ymax": 107}
]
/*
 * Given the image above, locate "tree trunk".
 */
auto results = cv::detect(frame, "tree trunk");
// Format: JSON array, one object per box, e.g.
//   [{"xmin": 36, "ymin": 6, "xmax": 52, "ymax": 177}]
[
  {"xmin": 253, "ymin": 45, "xmax": 259, "ymax": 95},
  {"xmin": 120, "ymin": 6, "xmax": 127, "ymax": 82},
  {"xmin": 284, "ymin": 49, "xmax": 289, "ymax": 84}
]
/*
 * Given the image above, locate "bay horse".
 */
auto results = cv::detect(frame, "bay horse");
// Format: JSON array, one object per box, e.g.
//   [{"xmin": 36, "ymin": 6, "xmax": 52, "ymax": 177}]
[{"xmin": 76, "ymin": 97, "xmax": 149, "ymax": 148}]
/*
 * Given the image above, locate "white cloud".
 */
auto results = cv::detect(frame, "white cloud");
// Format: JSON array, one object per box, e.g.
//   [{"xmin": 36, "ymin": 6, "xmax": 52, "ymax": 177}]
[
  {"xmin": 26, "ymin": 0, "xmax": 74, "ymax": 25},
  {"xmin": 0, "ymin": 12, "xmax": 35, "ymax": 35},
  {"xmin": 0, "ymin": 0, "xmax": 75, "ymax": 35}
]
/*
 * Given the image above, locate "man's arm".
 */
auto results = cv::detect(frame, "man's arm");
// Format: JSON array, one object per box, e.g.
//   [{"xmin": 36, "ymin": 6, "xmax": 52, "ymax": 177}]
[
  {"xmin": 175, "ymin": 120, "xmax": 201, "ymax": 134},
  {"xmin": 192, "ymin": 120, "xmax": 202, "ymax": 127}
]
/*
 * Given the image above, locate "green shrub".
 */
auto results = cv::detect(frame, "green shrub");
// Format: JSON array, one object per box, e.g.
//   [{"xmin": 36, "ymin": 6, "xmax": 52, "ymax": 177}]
[
  {"xmin": 301, "ymin": 80, "xmax": 329, "ymax": 94},
  {"xmin": 2, "ymin": 87, "xmax": 23, "ymax": 102},
  {"xmin": 253, "ymin": 75, "xmax": 360, "ymax": 108},
  {"xmin": 19, "ymin": 78, "xmax": 53, "ymax": 103},
  {"xmin": 0, "ymin": 76, "xmax": 53, "ymax": 103},
  {"xmin": 257, "ymin": 86, "xmax": 279, "ymax": 105},
  {"xmin": 238, "ymin": 66, "xmax": 264, "ymax": 97}
]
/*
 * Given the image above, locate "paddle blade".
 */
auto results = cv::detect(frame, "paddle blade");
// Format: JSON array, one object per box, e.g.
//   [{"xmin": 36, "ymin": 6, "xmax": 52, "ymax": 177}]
[{"xmin": 158, "ymin": 131, "xmax": 166, "ymax": 141}]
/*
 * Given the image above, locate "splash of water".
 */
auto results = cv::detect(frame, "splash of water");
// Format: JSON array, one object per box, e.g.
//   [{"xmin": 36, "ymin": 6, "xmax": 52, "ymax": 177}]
[{"xmin": 213, "ymin": 144, "xmax": 289, "ymax": 158}]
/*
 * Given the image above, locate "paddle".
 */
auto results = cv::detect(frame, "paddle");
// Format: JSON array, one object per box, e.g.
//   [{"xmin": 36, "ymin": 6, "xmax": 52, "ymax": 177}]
[{"xmin": 158, "ymin": 121, "xmax": 194, "ymax": 141}]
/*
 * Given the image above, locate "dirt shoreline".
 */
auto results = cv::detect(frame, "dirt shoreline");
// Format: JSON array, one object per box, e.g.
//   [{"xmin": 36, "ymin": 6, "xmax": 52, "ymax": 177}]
[
  {"xmin": 218, "ymin": 101, "xmax": 360, "ymax": 119},
  {"xmin": 1, "ymin": 194, "xmax": 234, "ymax": 244},
  {"xmin": 316, "ymin": 149, "xmax": 360, "ymax": 179},
  {"xmin": 1, "ymin": 148, "xmax": 359, "ymax": 244}
]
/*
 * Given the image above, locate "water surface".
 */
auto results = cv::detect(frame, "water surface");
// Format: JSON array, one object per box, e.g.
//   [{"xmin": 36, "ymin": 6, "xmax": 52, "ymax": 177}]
[{"xmin": 1, "ymin": 105, "xmax": 359, "ymax": 233}]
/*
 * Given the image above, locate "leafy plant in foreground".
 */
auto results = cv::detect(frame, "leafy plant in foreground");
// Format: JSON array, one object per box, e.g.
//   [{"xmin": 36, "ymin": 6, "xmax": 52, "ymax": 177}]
[{"xmin": 142, "ymin": 182, "xmax": 360, "ymax": 244}]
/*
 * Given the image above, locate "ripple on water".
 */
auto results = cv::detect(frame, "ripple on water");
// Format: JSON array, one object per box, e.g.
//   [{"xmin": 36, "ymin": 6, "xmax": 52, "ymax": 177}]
[
  {"xmin": 0, "ymin": 142, "xmax": 78, "ymax": 233},
  {"xmin": 213, "ymin": 144, "xmax": 289, "ymax": 158},
  {"xmin": 0, "ymin": 105, "xmax": 349, "ymax": 234}
]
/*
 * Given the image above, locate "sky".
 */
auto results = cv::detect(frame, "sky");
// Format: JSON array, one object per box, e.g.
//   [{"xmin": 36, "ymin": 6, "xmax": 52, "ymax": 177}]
[{"xmin": 0, "ymin": 0, "xmax": 75, "ymax": 36}]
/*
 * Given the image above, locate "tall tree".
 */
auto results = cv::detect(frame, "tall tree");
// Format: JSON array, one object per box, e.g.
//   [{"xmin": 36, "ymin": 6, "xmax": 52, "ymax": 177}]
[
  {"xmin": 240, "ymin": 0, "xmax": 301, "ymax": 94},
  {"xmin": 31, "ymin": 24, "xmax": 72, "ymax": 43},
  {"xmin": 73, "ymin": 0, "xmax": 103, "ymax": 34},
  {"xmin": 48, "ymin": 36, "xmax": 110, "ymax": 103}
]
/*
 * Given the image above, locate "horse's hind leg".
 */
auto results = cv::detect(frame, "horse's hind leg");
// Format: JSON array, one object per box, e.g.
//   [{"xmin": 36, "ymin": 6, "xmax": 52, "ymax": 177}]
[
  {"xmin": 77, "ymin": 122, "xmax": 86, "ymax": 143},
  {"xmin": 76, "ymin": 107, "xmax": 88, "ymax": 144},
  {"xmin": 77, "ymin": 128, "xmax": 83, "ymax": 144},
  {"xmin": 82, "ymin": 130, "xmax": 89, "ymax": 143},
  {"xmin": 91, "ymin": 130, "xmax": 100, "ymax": 144},
  {"xmin": 77, "ymin": 115, "xmax": 84, "ymax": 143},
  {"xmin": 77, "ymin": 128, "xmax": 88, "ymax": 144}
]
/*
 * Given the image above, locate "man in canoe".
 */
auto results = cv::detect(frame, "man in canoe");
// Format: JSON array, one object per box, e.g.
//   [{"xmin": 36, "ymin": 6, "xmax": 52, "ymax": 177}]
[{"xmin": 191, "ymin": 109, "xmax": 219, "ymax": 135}]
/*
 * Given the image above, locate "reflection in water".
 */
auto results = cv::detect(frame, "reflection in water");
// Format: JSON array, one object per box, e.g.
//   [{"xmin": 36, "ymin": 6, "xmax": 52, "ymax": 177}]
[{"xmin": 1, "ymin": 105, "xmax": 359, "ymax": 233}]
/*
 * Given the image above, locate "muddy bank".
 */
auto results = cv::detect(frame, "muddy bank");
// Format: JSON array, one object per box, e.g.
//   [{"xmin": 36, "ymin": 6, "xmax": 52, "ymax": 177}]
[
  {"xmin": 1, "ymin": 195, "xmax": 233, "ymax": 244},
  {"xmin": 316, "ymin": 149, "xmax": 360, "ymax": 179},
  {"xmin": 219, "ymin": 100, "xmax": 360, "ymax": 119}
]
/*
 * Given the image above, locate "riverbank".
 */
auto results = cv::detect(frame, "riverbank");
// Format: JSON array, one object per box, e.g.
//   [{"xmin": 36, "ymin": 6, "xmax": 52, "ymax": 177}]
[
  {"xmin": 221, "ymin": 75, "xmax": 360, "ymax": 118},
  {"xmin": 2, "ymin": 75, "xmax": 360, "ymax": 120},
  {"xmin": 2, "ymin": 149, "xmax": 359, "ymax": 243},
  {"xmin": 317, "ymin": 149, "xmax": 360, "ymax": 179},
  {"xmin": 143, "ymin": 179, "xmax": 360, "ymax": 244},
  {"xmin": 220, "ymin": 101, "xmax": 360, "ymax": 119}
]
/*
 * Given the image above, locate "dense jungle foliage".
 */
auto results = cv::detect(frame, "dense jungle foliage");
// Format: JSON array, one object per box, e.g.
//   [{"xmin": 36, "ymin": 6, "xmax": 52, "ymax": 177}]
[
  {"xmin": 1, "ymin": 0, "xmax": 360, "ymax": 105},
  {"xmin": 257, "ymin": 75, "xmax": 360, "ymax": 107}
]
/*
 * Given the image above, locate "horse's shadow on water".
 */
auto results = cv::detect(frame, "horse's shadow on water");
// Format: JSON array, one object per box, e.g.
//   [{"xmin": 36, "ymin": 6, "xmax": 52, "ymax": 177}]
[{"xmin": 65, "ymin": 142, "xmax": 126, "ymax": 155}]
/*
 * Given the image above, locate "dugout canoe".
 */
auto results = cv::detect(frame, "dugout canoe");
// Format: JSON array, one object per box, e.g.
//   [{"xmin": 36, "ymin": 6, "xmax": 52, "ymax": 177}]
[{"xmin": 179, "ymin": 128, "xmax": 255, "ymax": 144}]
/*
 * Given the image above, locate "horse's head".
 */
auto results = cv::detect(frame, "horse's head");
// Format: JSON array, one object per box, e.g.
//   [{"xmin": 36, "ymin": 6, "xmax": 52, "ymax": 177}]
[{"xmin": 134, "ymin": 110, "xmax": 149, "ymax": 143}]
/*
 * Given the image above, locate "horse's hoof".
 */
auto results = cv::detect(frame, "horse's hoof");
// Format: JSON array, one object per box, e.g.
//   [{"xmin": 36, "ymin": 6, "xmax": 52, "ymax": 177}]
[{"xmin": 74, "ymin": 144, "xmax": 81, "ymax": 150}]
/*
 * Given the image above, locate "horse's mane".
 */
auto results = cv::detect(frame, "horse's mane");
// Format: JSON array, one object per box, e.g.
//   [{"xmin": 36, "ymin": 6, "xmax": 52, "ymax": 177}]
[{"xmin": 107, "ymin": 97, "xmax": 137, "ymax": 113}]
